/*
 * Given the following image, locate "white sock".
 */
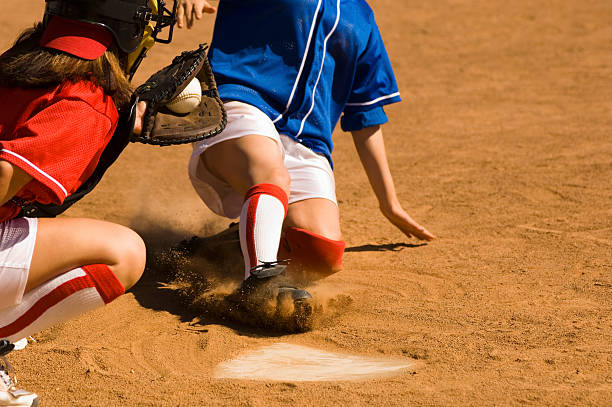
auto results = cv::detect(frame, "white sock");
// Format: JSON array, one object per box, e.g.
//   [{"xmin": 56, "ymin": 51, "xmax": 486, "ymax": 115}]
[
  {"xmin": 239, "ymin": 183, "xmax": 288, "ymax": 279},
  {"xmin": 0, "ymin": 264, "xmax": 124, "ymax": 343}
]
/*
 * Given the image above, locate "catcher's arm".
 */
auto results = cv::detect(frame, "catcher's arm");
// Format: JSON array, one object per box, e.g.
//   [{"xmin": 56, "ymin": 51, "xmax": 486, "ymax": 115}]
[
  {"xmin": 131, "ymin": 101, "xmax": 147, "ymax": 135},
  {"xmin": 128, "ymin": 44, "xmax": 226, "ymax": 146}
]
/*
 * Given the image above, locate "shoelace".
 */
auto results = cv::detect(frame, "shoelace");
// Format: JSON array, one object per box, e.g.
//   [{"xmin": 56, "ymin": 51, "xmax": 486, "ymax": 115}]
[
  {"xmin": 0, "ymin": 356, "xmax": 17, "ymax": 390},
  {"xmin": 250, "ymin": 260, "xmax": 291, "ymax": 277}
]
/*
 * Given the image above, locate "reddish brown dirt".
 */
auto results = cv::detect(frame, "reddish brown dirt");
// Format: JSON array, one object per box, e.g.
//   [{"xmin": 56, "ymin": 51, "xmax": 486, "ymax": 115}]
[{"xmin": 1, "ymin": 0, "xmax": 610, "ymax": 405}]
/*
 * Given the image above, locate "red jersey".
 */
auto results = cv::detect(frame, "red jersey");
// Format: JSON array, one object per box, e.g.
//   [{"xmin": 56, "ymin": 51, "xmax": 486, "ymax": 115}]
[{"xmin": 0, "ymin": 80, "xmax": 118, "ymax": 221}]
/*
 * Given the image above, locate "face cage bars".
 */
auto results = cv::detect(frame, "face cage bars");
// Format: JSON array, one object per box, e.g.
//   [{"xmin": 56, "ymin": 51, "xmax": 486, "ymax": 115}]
[
  {"xmin": 139, "ymin": 0, "xmax": 178, "ymax": 44},
  {"xmin": 128, "ymin": 0, "xmax": 178, "ymax": 79}
]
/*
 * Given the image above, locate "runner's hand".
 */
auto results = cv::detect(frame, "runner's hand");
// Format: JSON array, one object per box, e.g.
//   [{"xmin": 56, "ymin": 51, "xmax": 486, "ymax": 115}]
[
  {"xmin": 177, "ymin": 0, "xmax": 216, "ymax": 29},
  {"xmin": 380, "ymin": 204, "xmax": 435, "ymax": 241}
]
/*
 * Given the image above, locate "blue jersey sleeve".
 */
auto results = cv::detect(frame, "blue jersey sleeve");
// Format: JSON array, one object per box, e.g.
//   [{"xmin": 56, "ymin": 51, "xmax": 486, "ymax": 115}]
[
  {"xmin": 341, "ymin": 107, "xmax": 388, "ymax": 131},
  {"xmin": 341, "ymin": 12, "xmax": 400, "ymax": 131}
]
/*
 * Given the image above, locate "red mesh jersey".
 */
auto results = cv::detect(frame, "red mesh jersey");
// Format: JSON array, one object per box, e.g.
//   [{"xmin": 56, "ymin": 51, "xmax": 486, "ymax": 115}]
[{"xmin": 0, "ymin": 80, "xmax": 118, "ymax": 221}]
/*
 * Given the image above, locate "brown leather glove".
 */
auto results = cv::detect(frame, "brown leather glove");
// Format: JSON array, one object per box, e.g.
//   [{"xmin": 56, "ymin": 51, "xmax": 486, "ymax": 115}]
[{"xmin": 129, "ymin": 43, "xmax": 226, "ymax": 146}]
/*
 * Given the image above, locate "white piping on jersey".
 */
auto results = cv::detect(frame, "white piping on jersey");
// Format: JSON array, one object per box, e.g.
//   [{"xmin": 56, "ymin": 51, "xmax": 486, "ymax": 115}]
[
  {"xmin": 345, "ymin": 92, "xmax": 401, "ymax": 107},
  {"xmin": 0, "ymin": 148, "xmax": 68, "ymax": 198},
  {"xmin": 272, "ymin": 0, "xmax": 323, "ymax": 124},
  {"xmin": 296, "ymin": 0, "xmax": 341, "ymax": 138}
]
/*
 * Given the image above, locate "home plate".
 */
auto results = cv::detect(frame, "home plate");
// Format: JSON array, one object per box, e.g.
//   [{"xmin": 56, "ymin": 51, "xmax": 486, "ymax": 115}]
[{"xmin": 213, "ymin": 343, "xmax": 414, "ymax": 381}]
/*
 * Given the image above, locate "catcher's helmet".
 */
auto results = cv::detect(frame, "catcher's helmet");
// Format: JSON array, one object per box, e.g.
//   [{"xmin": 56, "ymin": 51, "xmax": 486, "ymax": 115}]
[{"xmin": 43, "ymin": 0, "xmax": 177, "ymax": 54}]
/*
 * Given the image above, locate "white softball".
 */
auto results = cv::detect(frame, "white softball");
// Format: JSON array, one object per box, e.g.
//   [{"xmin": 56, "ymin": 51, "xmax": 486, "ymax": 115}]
[{"xmin": 166, "ymin": 78, "xmax": 202, "ymax": 114}]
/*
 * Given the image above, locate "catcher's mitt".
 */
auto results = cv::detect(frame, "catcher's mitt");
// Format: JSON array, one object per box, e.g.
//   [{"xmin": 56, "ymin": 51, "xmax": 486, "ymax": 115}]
[{"xmin": 129, "ymin": 44, "xmax": 226, "ymax": 146}]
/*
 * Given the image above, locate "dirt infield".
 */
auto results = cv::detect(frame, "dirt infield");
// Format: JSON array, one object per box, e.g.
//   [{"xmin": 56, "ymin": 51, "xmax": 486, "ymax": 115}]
[{"xmin": 2, "ymin": 0, "xmax": 610, "ymax": 405}]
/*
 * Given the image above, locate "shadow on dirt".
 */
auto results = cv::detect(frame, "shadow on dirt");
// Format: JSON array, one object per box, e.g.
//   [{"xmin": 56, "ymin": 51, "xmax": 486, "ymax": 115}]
[{"xmin": 345, "ymin": 242, "xmax": 428, "ymax": 252}]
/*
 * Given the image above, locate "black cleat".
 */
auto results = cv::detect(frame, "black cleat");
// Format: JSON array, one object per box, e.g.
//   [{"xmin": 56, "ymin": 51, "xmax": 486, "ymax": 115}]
[{"xmin": 228, "ymin": 262, "xmax": 314, "ymax": 332}]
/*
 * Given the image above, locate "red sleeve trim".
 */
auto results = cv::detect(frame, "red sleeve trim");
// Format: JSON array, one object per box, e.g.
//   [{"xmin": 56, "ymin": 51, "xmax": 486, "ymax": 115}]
[{"xmin": 0, "ymin": 148, "xmax": 67, "ymax": 201}]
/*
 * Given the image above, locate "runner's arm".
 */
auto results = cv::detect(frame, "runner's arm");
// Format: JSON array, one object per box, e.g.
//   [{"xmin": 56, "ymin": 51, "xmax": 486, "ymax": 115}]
[
  {"xmin": 351, "ymin": 125, "xmax": 435, "ymax": 241},
  {"xmin": 176, "ymin": 0, "xmax": 216, "ymax": 29}
]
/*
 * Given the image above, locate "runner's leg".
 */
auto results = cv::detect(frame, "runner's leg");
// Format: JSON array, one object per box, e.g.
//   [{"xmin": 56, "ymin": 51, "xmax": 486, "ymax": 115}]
[
  {"xmin": 281, "ymin": 199, "xmax": 346, "ymax": 280},
  {"xmin": 203, "ymin": 134, "xmax": 289, "ymax": 277}
]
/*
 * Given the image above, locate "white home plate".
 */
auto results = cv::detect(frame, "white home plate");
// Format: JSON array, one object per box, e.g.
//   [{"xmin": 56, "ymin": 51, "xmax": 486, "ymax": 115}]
[{"xmin": 214, "ymin": 343, "xmax": 414, "ymax": 381}]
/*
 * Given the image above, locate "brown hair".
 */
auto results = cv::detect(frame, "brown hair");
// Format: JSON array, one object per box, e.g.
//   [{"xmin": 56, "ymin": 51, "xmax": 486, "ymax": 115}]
[{"xmin": 0, "ymin": 23, "xmax": 132, "ymax": 109}]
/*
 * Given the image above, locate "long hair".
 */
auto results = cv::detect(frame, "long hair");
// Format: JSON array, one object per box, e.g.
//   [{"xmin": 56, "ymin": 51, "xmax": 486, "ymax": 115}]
[{"xmin": 0, "ymin": 23, "xmax": 132, "ymax": 110}]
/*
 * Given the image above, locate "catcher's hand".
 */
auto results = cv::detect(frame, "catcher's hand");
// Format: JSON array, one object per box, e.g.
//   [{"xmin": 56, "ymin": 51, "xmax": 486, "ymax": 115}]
[{"xmin": 129, "ymin": 44, "xmax": 226, "ymax": 146}]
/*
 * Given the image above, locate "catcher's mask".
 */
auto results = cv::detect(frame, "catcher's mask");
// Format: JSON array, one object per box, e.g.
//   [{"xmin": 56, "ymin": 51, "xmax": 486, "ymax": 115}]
[{"xmin": 43, "ymin": 0, "xmax": 177, "ymax": 77}]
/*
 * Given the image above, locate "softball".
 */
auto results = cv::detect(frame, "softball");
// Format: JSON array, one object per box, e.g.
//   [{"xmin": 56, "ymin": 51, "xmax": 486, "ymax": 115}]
[{"xmin": 166, "ymin": 78, "xmax": 202, "ymax": 114}]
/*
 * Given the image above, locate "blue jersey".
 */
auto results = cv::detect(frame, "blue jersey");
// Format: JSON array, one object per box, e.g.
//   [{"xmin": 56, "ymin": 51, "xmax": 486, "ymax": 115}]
[{"xmin": 208, "ymin": 0, "xmax": 401, "ymax": 167}]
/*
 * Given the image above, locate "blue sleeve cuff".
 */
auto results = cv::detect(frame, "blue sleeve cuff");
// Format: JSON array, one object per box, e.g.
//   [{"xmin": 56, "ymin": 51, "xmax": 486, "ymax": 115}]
[{"xmin": 341, "ymin": 106, "xmax": 388, "ymax": 131}]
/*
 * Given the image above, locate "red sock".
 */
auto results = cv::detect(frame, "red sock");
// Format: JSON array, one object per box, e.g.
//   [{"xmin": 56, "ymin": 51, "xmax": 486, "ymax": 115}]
[{"xmin": 278, "ymin": 227, "xmax": 346, "ymax": 281}]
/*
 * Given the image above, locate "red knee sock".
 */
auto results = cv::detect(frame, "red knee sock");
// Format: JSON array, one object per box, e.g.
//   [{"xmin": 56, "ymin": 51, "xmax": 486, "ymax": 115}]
[{"xmin": 278, "ymin": 227, "xmax": 345, "ymax": 281}]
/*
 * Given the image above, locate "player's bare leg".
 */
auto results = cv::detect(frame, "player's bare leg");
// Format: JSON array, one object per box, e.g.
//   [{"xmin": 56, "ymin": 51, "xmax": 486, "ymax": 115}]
[
  {"xmin": 202, "ymin": 135, "xmax": 313, "ymax": 331},
  {"xmin": 202, "ymin": 134, "xmax": 290, "ymax": 196},
  {"xmin": 0, "ymin": 218, "xmax": 145, "ymax": 406},
  {"xmin": 284, "ymin": 198, "xmax": 342, "ymax": 241},
  {"xmin": 0, "ymin": 218, "xmax": 146, "ymax": 343},
  {"xmin": 202, "ymin": 134, "xmax": 289, "ymax": 273},
  {"xmin": 29, "ymin": 218, "xmax": 146, "ymax": 291}
]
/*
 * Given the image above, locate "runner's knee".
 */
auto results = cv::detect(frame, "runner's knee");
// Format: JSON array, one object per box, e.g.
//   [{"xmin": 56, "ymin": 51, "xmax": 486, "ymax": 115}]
[{"xmin": 265, "ymin": 167, "xmax": 290, "ymax": 195}]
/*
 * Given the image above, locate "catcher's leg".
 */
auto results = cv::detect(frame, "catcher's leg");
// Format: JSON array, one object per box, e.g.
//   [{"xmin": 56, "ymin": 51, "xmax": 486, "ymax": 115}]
[
  {"xmin": 28, "ymin": 218, "xmax": 145, "ymax": 290},
  {"xmin": 280, "ymin": 198, "xmax": 346, "ymax": 281},
  {"xmin": 0, "ymin": 218, "xmax": 145, "ymax": 342}
]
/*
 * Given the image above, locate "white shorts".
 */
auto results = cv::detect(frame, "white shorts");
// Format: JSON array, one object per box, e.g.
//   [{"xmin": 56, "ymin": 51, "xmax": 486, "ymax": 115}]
[
  {"xmin": 188, "ymin": 101, "xmax": 337, "ymax": 219},
  {"xmin": 0, "ymin": 217, "xmax": 37, "ymax": 310}
]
